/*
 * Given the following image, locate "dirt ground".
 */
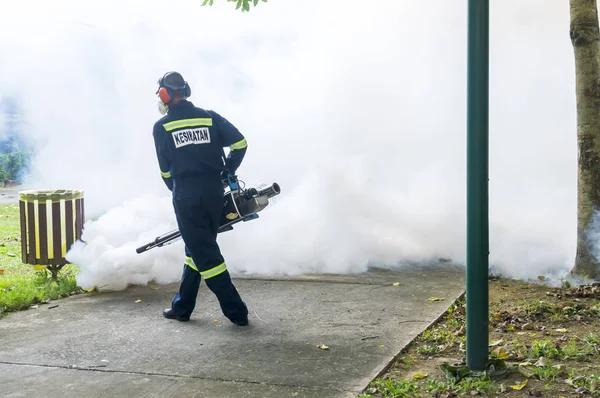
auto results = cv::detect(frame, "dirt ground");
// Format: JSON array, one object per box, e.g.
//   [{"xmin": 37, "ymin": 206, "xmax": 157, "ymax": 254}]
[{"xmin": 362, "ymin": 276, "xmax": 600, "ymax": 397}]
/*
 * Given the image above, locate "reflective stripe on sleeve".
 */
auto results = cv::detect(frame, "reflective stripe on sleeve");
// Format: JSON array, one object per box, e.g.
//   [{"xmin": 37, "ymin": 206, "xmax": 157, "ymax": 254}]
[
  {"xmin": 162, "ymin": 118, "xmax": 213, "ymax": 131},
  {"xmin": 230, "ymin": 138, "xmax": 247, "ymax": 150},
  {"xmin": 161, "ymin": 170, "xmax": 171, "ymax": 178}
]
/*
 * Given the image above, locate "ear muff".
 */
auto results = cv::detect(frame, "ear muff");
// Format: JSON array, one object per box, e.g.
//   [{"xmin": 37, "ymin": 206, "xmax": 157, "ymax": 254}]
[
  {"xmin": 158, "ymin": 86, "xmax": 172, "ymax": 104},
  {"xmin": 156, "ymin": 72, "xmax": 190, "ymax": 104}
]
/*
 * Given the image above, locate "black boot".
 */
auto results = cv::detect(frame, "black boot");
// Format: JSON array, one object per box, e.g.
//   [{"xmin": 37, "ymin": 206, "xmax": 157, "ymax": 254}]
[
  {"xmin": 163, "ymin": 308, "xmax": 190, "ymax": 322},
  {"xmin": 232, "ymin": 318, "xmax": 248, "ymax": 326},
  {"xmin": 230, "ymin": 302, "xmax": 249, "ymax": 326}
]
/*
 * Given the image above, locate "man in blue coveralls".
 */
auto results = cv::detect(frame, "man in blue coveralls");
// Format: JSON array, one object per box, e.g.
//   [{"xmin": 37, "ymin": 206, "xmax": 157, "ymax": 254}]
[{"xmin": 152, "ymin": 71, "xmax": 249, "ymax": 326}]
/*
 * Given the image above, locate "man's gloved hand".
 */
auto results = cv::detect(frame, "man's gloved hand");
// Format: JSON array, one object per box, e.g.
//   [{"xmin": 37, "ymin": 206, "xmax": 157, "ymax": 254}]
[{"xmin": 221, "ymin": 170, "xmax": 231, "ymax": 188}]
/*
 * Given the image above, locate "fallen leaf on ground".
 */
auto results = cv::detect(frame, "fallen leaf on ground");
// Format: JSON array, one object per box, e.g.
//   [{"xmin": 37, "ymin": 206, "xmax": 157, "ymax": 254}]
[
  {"xmin": 511, "ymin": 379, "xmax": 528, "ymax": 390},
  {"xmin": 412, "ymin": 373, "xmax": 428, "ymax": 379},
  {"xmin": 317, "ymin": 344, "xmax": 329, "ymax": 350},
  {"xmin": 7, "ymin": 252, "xmax": 15, "ymax": 257},
  {"xmin": 392, "ymin": 282, "xmax": 400, "ymax": 286},
  {"xmin": 150, "ymin": 286, "xmax": 160, "ymax": 290},
  {"xmin": 34, "ymin": 265, "xmax": 46, "ymax": 270},
  {"xmin": 0, "ymin": 269, "xmax": 4, "ymax": 275},
  {"xmin": 519, "ymin": 362, "xmax": 533, "ymax": 367},
  {"xmin": 135, "ymin": 299, "xmax": 141, "ymax": 303},
  {"xmin": 555, "ymin": 328, "xmax": 568, "ymax": 333},
  {"xmin": 428, "ymin": 297, "xmax": 444, "ymax": 302},
  {"xmin": 491, "ymin": 346, "xmax": 509, "ymax": 359},
  {"xmin": 489, "ymin": 339, "xmax": 504, "ymax": 347},
  {"xmin": 534, "ymin": 357, "xmax": 547, "ymax": 367}
]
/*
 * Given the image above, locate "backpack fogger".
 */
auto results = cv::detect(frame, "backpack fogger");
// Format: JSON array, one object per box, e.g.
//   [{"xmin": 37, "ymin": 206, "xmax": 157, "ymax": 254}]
[{"xmin": 135, "ymin": 174, "xmax": 280, "ymax": 254}]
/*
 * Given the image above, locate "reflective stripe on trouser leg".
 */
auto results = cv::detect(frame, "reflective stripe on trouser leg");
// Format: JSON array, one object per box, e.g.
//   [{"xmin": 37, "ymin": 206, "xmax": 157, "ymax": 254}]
[
  {"xmin": 186, "ymin": 256, "xmax": 227, "ymax": 279},
  {"xmin": 185, "ymin": 256, "xmax": 199, "ymax": 272}
]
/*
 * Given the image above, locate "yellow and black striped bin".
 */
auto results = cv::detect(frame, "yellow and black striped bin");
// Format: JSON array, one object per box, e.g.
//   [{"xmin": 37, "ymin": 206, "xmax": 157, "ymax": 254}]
[{"xmin": 18, "ymin": 189, "xmax": 85, "ymax": 274}]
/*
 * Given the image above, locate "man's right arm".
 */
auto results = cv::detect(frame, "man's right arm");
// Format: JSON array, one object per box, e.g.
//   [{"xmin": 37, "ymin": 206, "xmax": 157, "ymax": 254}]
[
  {"xmin": 210, "ymin": 110, "xmax": 247, "ymax": 175},
  {"xmin": 152, "ymin": 123, "xmax": 173, "ymax": 191}
]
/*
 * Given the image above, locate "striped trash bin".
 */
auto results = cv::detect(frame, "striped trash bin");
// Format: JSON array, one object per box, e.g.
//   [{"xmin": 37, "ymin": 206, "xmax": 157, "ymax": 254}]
[{"xmin": 18, "ymin": 189, "xmax": 85, "ymax": 278}]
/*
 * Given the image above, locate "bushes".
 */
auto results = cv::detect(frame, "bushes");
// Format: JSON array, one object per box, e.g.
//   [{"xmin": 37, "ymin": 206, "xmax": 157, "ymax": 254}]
[{"xmin": 0, "ymin": 150, "xmax": 31, "ymax": 185}]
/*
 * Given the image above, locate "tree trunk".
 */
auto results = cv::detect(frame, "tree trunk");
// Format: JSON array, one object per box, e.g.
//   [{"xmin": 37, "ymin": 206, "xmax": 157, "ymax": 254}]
[{"xmin": 570, "ymin": 0, "xmax": 600, "ymax": 279}]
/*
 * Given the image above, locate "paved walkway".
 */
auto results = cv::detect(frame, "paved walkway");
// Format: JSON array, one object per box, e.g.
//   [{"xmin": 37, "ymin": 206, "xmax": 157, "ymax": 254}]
[
  {"xmin": 0, "ymin": 189, "xmax": 19, "ymax": 205},
  {"xmin": 0, "ymin": 265, "xmax": 465, "ymax": 398}
]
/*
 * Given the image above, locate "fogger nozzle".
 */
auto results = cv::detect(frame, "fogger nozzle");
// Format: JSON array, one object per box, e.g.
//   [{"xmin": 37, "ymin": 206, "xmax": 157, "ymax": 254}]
[{"xmin": 257, "ymin": 183, "xmax": 281, "ymax": 198}]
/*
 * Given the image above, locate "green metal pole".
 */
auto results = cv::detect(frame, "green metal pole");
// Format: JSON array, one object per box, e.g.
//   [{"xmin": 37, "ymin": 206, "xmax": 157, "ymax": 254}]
[{"xmin": 466, "ymin": 0, "xmax": 489, "ymax": 371}]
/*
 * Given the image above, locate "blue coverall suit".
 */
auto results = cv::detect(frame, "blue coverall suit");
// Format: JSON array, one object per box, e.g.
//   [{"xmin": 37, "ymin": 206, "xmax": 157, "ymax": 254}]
[{"xmin": 152, "ymin": 99, "xmax": 249, "ymax": 324}]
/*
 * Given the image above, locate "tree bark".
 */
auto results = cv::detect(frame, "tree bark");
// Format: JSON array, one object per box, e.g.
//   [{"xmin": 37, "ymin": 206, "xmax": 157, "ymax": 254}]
[{"xmin": 570, "ymin": 0, "xmax": 600, "ymax": 279}]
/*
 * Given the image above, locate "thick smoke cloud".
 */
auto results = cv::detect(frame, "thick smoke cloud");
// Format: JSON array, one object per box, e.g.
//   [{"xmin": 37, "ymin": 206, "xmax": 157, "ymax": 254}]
[{"xmin": 0, "ymin": 0, "xmax": 577, "ymax": 290}]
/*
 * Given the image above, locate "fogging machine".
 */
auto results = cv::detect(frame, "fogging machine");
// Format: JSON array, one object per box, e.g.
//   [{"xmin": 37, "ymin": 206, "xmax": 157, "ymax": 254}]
[{"xmin": 136, "ymin": 174, "xmax": 281, "ymax": 254}]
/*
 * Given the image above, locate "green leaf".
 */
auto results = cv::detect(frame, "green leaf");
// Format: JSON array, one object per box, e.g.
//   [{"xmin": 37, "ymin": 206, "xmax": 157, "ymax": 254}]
[
  {"xmin": 243, "ymin": 0, "xmax": 250, "ymax": 11},
  {"xmin": 253, "ymin": 0, "xmax": 259, "ymax": 5},
  {"xmin": 202, "ymin": 0, "xmax": 209, "ymax": 5},
  {"xmin": 236, "ymin": 0, "xmax": 242, "ymax": 10}
]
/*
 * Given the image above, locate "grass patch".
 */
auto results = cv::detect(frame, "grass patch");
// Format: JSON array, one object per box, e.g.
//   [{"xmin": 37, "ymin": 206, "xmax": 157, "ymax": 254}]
[
  {"xmin": 362, "ymin": 277, "xmax": 600, "ymax": 397},
  {"xmin": 0, "ymin": 203, "xmax": 83, "ymax": 318}
]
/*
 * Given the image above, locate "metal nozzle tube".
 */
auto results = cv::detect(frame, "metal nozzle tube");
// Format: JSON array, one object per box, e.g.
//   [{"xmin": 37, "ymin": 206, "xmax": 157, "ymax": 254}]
[{"xmin": 257, "ymin": 183, "xmax": 281, "ymax": 198}]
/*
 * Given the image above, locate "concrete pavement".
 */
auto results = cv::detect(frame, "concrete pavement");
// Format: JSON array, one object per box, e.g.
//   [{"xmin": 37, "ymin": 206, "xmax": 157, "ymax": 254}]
[
  {"xmin": 0, "ymin": 189, "xmax": 19, "ymax": 205},
  {"xmin": 0, "ymin": 264, "xmax": 465, "ymax": 398}
]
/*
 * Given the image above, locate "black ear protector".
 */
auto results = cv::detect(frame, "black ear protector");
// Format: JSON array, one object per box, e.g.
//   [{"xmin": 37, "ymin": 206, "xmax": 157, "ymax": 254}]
[{"xmin": 156, "ymin": 72, "xmax": 191, "ymax": 104}]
